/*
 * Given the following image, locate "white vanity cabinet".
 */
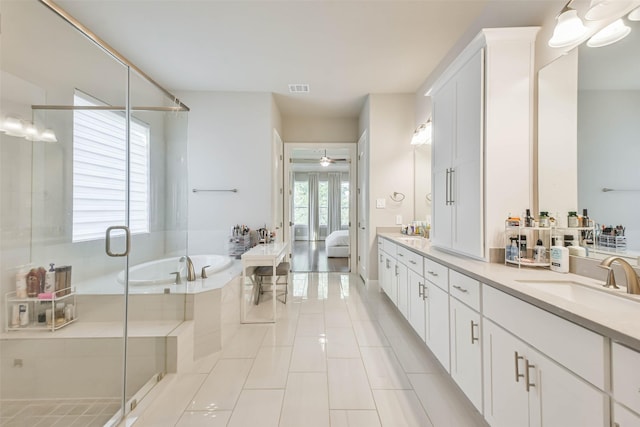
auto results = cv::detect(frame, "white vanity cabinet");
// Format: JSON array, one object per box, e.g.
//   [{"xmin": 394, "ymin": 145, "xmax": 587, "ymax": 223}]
[
  {"xmin": 408, "ymin": 268, "xmax": 426, "ymax": 340},
  {"xmin": 483, "ymin": 286, "xmax": 607, "ymax": 427},
  {"xmin": 379, "ymin": 239, "xmax": 398, "ymax": 304},
  {"xmin": 430, "ymin": 27, "xmax": 538, "ymax": 260},
  {"xmin": 449, "ymin": 271, "xmax": 482, "ymax": 412},
  {"xmin": 612, "ymin": 342, "xmax": 640, "ymax": 423},
  {"xmin": 423, "ymin": 258, "xmax": 450, "ymax": 372}
]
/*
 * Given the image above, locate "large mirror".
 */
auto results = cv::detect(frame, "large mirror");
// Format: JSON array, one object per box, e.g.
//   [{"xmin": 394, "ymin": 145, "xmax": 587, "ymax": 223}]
[{"xmin": 538, "ymin": 18, "xmax": 640, "ymax": 261}]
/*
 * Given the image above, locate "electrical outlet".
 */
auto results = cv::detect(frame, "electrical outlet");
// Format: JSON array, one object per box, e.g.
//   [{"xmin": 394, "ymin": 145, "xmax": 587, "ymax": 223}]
[
  {"xmin": 396, "ymin": 215, "xmax": 402, "ymax": 225},
  {"xmin": 376, "ymin": 198, "xmax": 386, "ymax": 209}
]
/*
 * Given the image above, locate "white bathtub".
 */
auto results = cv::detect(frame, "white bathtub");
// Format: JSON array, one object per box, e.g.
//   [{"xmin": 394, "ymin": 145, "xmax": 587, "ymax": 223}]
[{"xmin": 118, "ymin": 254, "xmax": 233, "ymax": 286}]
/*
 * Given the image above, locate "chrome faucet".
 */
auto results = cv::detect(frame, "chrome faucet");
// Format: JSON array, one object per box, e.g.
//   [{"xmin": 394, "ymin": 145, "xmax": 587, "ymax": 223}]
[
  {"xmin": 179, "ymin": 256, "xmax": 197, "ymax": 282},
  {"xmin": 599, "ymin": 256, "xmax": 640, "ymax": 294}
]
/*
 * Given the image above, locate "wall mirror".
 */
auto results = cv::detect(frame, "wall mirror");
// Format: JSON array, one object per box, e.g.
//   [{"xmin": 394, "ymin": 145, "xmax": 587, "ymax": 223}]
[
  {"xmin": 414, "ymin": 143, "xmax": 432, "ymax": 224},
  {"xmin": 538, "ymin": 18, "xmax": 640, "ymax": 263}
]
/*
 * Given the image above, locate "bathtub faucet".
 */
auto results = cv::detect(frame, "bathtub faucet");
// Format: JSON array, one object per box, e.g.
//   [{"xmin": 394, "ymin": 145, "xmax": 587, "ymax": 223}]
[{"xmin": 179, "ymin": 256, "xmax": 197, "ymax": 282}]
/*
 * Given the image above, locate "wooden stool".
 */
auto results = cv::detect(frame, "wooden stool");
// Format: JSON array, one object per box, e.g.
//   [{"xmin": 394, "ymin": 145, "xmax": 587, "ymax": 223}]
[{"xmin": 254, "ymin": 262, "xmax": 290, "ymax": 304}]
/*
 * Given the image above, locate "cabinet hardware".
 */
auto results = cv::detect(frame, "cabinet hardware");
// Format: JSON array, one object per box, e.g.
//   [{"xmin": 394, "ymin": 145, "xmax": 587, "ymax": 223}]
[
  {"xmin": 525, "ymin": 359, "xmax": 536, "ymax": 392},
  {"xmin": 418, "ymin": 282, "xmax": 424, "ymax": 297},
  {"xmin": 422, "ymin": 286, "xmax": 429, "ymax": 301},
  {"xmin": 380, "ymin": 254, "xmax": 383, "ymax": 263},
  {"xmin": 470, "ymin": 321, "xmax": 479, "ymax": 344},
  {"xmin": 427, "ymin": 270, "xmax": 438, "ymax": 277},
  {"xmin": 409, "ymin": 260, "xmax": 417, "ymax": 265},
  {"xmin": 398, "ymin": 253, "xmax": 404, "ymax": 257},
  {"xmin": 395, "ymin": 265, "xmax": 399, "ymax": 276},
  {"xmin": 514, "ymin": 351, "xmax": 524, "ymax": 383},
  {"xmin": 386, "ymin": 259, "xmax": 390, "ymax": 269},
  {"xmin": 449, "ymin": 168, "xmax": 455, "ymax": 205},
  {"xmin": 452, "ymin": 285, "xmax": 468, "ymax": 293},
  {"xmin": 445, "ymin": 168, "xmax": 451, "ymax": 205}
]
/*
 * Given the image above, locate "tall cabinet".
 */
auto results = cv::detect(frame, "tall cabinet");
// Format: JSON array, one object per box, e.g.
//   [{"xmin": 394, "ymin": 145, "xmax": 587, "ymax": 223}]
[{"xmin": 430, "ymin": 28, "xmax": 539, "ymax": 260}]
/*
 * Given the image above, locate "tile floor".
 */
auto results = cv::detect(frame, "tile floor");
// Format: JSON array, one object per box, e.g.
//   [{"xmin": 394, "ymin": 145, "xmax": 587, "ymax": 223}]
[
  {"xmin": 0, "ymin": 398, "xmax": 119, "ymax": 427},
  {"xmin": 123, "ymin": 272, "xmax": 488, "ymax": 427}
]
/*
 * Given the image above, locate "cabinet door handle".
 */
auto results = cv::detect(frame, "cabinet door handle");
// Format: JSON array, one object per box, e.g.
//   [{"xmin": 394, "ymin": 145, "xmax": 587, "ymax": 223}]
[
  {"xmin": 380, "ymin": 254, "xmax": 383, "ymax": 263},
  {"xmin": 452, "ymin": 285, "xmax": 468, "ymax": 294},
  {"xmin": 470, "ymin": 321, "xmax": 479, "ymax": 344},
  {"xmin": 525, "ymin": 359, "xmax": 536, "ymax": 392},
  {"xmin": 445, "ymin": 168, "xmax": 451, "ymax": 205},
  {"xmin": 514, "ymin": 351, "xmax": 524, "ymax": 383},
  {"xmin": 418, "ymin": 282, "xmax": 424, "ymax": 297},
  {"xmin": 398, "ymin": 253, "xmax": 404, "ymax": 257},
  {"xmin": 427, "ymin": 270, "xmax": 438, "ymax": 277},
  {"xmin": 449, "ymin": 168, "xmax": 455, "ymax": 205},
  {"xmin": 395, "ymin": 265, "xmax": 399, "ymax": 276},
  {"xmin": 423, "ymin": 286, "xmax": 429, "ymax": 301},
  {"xmin": 409, "ymin": 260, "xmax": 417, "ymax": 265},
  {"xmin": 386, "ymin": 259, "xmax": 390, "ymax": 269}
]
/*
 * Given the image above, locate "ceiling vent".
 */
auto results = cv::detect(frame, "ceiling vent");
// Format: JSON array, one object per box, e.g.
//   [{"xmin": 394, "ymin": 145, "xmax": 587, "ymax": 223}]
[{"xmin": 288, "ymin": 84, "xmax": 310, "ymax": 93}]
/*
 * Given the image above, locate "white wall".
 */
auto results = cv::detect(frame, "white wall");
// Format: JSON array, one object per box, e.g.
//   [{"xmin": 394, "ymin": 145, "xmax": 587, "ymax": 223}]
[
  {"xmin": 178, "ymin": 91, "xmax": 277, "ymax": 255},
  {"xmin": 360, "ymin": 94, "xmax": 415, "ymax": 280},
  {"xmin": 578, "ymin": 90, "xmax": 640, "ymax": 251},
  {"xmin": 282, "ymin": 117, "xmax": 358, "ymax": 142}
]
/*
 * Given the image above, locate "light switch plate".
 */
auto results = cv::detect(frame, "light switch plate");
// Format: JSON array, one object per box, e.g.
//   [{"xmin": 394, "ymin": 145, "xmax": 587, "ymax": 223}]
[
  {"xmin": 396, "ymin": 215, "xmax": 402, "ymax": 225},
  {"xmin": 376, "ymin": 198, "xmax": 386, "ymax": 209}
]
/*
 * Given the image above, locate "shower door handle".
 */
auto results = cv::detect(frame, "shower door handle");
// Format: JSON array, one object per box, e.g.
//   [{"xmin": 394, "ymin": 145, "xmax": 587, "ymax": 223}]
[{"xmin": 105, "ymin": 225, "xmax": 131, "ymax": 257}]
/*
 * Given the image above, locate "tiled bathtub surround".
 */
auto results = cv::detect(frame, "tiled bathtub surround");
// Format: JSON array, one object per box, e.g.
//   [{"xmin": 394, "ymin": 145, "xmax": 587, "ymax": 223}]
[{"xmin": 122, "ymin": 272, "xmax": 487, "ymax": 427}]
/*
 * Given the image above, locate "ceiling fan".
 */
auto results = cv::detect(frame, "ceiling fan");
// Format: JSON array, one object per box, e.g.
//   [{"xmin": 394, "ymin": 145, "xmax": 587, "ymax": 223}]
[{"xmin": 290, "ymin": 150, "xmax": 350, "ymax": 167}]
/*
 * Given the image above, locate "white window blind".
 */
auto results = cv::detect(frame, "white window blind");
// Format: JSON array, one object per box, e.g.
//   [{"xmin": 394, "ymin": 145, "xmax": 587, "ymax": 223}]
[{"xmin": 72, "ymin": 91, "xmax": 150, "ymax": 242}]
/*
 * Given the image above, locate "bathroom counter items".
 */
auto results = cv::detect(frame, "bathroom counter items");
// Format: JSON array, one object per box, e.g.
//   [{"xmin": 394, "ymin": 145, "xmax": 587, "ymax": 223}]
[
  {"xmin": 240, "ymin": 242, "xmax": 288, "ymax": 324},
  {"xmin": 378, "ymin": 232, "xmax": 640, "ymax": 351},
  {"xmin": 5, "ymin": 288, "xmax": 77, "ymax": 332}
]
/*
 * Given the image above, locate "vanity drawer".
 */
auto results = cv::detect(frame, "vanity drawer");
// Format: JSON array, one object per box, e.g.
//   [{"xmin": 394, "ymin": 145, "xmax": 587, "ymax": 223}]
[
  {"xmin": 424, "ymin": 258, "xmax": 448, "ymax": 291},
  {"xmin": 382, "ymin": 238, "xmax": 397, "ymax": 255},
  {"xmin": 397, "ymin": 247, "xmax": 423, "ymax": 274},
  {"xmin": 612, "ymin": 342, "xmax": 640, "ymax": 414},
  {"xmin": 449, "ymin": 270, "xmax": 480, "ymax": 311}
]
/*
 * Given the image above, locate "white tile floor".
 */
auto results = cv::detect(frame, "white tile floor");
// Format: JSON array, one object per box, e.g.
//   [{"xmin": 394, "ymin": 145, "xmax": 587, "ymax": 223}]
[{"xmin": 122, "ymin": 272, "xmax": 488, "ymax": 427}]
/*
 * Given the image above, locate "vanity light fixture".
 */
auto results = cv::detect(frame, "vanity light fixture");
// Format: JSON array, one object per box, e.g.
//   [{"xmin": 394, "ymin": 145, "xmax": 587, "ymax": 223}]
[
  {"xmin": 628, "ymin": 5, "xmax": 640, "ymax": 20},
  {"xmin": 585, "ymin": 0, "xmax": 632, "ymax": 21},
  {"xmin": 587, "ymin": 18, "xmax": 631, "ymax": 47},
  {"xmin": 0, "ymin": 113, "xmax": 58, "ymax": 142},
  {"xmin": 411, "ymin": 119, "xmax": 432, "ymax": 145},
  {"xmin": 548, "ymin": 0, "xmax": 588, "ymax": 48}
]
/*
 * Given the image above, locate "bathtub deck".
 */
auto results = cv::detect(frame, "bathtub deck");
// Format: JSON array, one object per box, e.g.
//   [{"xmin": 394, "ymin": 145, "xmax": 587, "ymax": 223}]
[{"xmin": 0, "ymin": 320, "xmax": 181, "ymax": 339}]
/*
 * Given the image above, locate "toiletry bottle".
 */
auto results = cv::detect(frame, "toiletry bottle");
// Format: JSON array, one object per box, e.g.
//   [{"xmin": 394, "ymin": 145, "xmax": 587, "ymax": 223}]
[
  {"xmin": 510, "ymin": 238, "xmax": 519, "ymax": 261},
  {"xmin": 15, "ymin": 271, "xmax": 28, "ymax": 299},
  {"xmin": 534, "ymin": 239, "xmax": 546, "ymax": 263},
  {"xmin": 44, "ymin": 264, "xmax": 55, "ymax": 293},
  {"xmin": 27, "ymin": 268, "xmax": 40, "ymax": 298},
  {"xmin": 519, "ymin": 235, "xmax": 527, "ymax": 259},
  {"xmin": 11, "ymin": 304, "xmax": 20, "ymax": 327},
  {"xmin": 37, "ymin": 266, "xmax": 47, "ymax": 294},
  {"xmin": 582, "ymin": 209, "xmax": 590, "ymax": 227},
  {"xmin": 550, "ymin": 244, "xmax": 569, "ymax": 273},
  {"xmin": 524, "ymin": 209, "xmax": 533, "ymax": 227},
  {"xmin": 539, "ymin": 211, "xmax": 550, "ymax": 228},
  {"xmin": 567, "ymin": 211, "xmax": 579, "ymax": 227},
  {"xmin": 18, "ymin": 303, "xmax": 29, "ymax": 327}
]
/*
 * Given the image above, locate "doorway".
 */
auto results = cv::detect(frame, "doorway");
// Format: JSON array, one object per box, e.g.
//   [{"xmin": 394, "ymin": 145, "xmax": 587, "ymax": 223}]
[{"xmin": 284, "ymin": 143, "xmax": 356, "ymax": 273}]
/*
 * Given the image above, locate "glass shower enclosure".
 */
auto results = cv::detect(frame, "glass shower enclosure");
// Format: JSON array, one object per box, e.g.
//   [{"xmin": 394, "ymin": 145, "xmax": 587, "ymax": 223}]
[{"xmin": 0, "ymin": 1, "xmax": 189, "ymax": 425}]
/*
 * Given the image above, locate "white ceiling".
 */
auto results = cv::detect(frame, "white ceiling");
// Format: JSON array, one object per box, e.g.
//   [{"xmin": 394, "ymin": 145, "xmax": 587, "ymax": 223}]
[{"xmin": 54, "ymin": 0, "xmax": 563, "ymax": 118}]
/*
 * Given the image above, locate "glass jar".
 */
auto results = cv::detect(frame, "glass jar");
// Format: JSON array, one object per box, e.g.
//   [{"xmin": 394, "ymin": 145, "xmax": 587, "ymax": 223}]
[
  {"xmin": 568, "ymin": 211, "xmax": 579, "ymax": 227},
  {"xmin": 539, "ymin": 211, "xmax": 550, "ymax": 228}
]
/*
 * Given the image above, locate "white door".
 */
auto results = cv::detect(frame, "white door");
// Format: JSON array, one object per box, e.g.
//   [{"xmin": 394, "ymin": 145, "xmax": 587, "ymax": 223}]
[
  {"xmin": 408, "ymin": 269, "xmax": 426, "ymax": 340},
  {"xmin": 425, "ymin": 282, "xmax": 450, "ymax": 372},
  {"xmin": 396, "ymin": 261, "xmax": 408, "ymax": 317},
  {"xmin": 357, "ymin": 131, "xmax": 369, "ymax": 281},
  {"xmin": 483, "ymin": 320, "xmax": 531, "ymax": 427},
  {"xmin": 272, "ymin": 130, "xmax": 284, "ymax": 242},
  {"xmin": 449, "ymin": 298, "xmax": 482, "ymax": 411},
  {"xmin": 431, "ymin": 78, "xmax": 455, "ymax": 249},
  {"xmin": 453, "ymin": 49, "xmax": 483, "ymax": 258}
]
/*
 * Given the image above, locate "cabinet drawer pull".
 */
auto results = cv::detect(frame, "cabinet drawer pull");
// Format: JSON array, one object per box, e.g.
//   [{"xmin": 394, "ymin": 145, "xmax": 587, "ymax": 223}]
[
  {"xmin": 409, "ymin": 260, "xmax": 417, "ymax": 265},
  {"xmin": 525, "ymin": 359, "xmax": 536, "ymax": 392},
  {"xmin": 386, "ymin": 259, "xmax": 390, "ymax": 269},
  {"xmin": 418, "ymin": 282, "xmax": 424, "ymax": 297},
  {"xmin": 514, "ymin": 351, "xmax": 524, "ymax": 383},
  {"xmin": 395, "ymin": 265, "xmax": 399, "ymax": 276},
  {"xmin": 422, "ymin": 286, "xmax": 429, "ymax": 301},
  {"xmin": 452, "ymin": 285, "xmax": 468, "ymax": 293},
  {"xmin": 427, "ymin": 270, "xmax": 438, "ymax": 277},
  {"xmin": 398, "ymin": 253, "xmax": 404, "ymax": 257},
  {"xmin": 470, "ymin": 321, "xmax": 479, "ymax": 344},
  {"xmin": 380, "ymin": 254, "xmax": 383, "ymax": 262}
]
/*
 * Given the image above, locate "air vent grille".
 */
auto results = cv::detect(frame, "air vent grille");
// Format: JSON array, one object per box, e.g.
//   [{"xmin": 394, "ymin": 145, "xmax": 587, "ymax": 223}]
[{"xmin": 288, "ymin": 84, "xmax": 310, "ymax": 93}]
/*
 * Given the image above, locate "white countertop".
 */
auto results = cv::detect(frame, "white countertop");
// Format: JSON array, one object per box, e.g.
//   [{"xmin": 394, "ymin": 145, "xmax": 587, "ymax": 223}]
[{"xmin": 379, "ymin": 233, "xmax": 640, "ymax": 351}]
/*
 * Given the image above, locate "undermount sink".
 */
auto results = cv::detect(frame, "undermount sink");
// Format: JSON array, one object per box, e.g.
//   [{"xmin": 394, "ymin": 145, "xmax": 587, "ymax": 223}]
[
  {"xmin": 515, "ymin": 279, "xmax": 640, "ymax": 313},
  {"xmin": 397, "ymin": 236, "xmax": 424, "ymax": 243}
]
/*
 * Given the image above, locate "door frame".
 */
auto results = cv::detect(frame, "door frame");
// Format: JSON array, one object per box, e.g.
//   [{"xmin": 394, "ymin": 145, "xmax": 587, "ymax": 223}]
[{"xmin": 283, "ymin": 142, "xmax": 357, "ymax": 271}]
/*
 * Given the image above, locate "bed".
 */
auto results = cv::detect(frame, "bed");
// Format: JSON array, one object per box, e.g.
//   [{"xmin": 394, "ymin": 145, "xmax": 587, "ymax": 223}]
[{"xmin": 325, "ymin": 230, "xmax": 350, "ymax": 258}]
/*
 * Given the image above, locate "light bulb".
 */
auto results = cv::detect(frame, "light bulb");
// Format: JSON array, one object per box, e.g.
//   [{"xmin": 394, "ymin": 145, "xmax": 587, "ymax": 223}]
[
  {"xmin": 587, "ymin": 19, "xmax": 631, "ymax": 47},
  {"xmin": 548, "ymin": 8, "xmax": 588, "ymax": 48}
]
